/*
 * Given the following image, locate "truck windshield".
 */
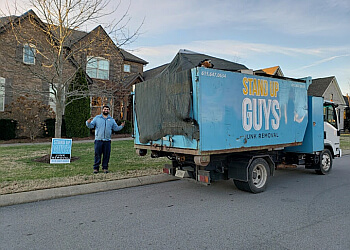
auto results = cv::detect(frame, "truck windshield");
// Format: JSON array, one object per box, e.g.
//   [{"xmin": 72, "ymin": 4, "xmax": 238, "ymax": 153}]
[{"xmin": 324, "ymin": 104, "xmax": 337, "ymax": 129}]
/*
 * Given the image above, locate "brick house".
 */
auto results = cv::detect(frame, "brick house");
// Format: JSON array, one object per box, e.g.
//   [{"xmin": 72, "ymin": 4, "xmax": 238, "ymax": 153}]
[{"xmin": 0, "ymin": 10, "xmax": 147, "ymax": 124}]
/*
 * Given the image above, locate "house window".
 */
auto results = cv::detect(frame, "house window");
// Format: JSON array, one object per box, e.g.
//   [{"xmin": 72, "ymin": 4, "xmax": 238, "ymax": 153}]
[
  {"xmin": 324, "ymin": 104, "xmax": 337, "ymax": 128},
  {"xmin": 91, "ymin": 96, "xmax": 113, "ymax": 113},
  {"xmin": 124, "ymin": 64, "xmax": 131, "ymax": 73},
  {"xmin": 86, "ymin": 57, "xmax": 109, "ymax": 80},
  {"xmin": 0, "ymin": 77, "xmax": 5, "ymax": 111},
  {"xmin": 91, "ymin": 96, "xmax": 102, "ymax": 107},
  {"xmin": 23, "ymin": 43, "xmax": 36, "ymax": 64},
  {"xmin": 91, "ymin": 96, "xmax": 113, "ymax": 107}
]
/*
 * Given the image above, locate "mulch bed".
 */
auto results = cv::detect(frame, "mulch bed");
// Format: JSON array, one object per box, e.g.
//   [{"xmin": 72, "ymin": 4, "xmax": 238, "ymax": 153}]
[{"xmin": 32, "ymin": 154, "xmax": 80, "ymax": 164}]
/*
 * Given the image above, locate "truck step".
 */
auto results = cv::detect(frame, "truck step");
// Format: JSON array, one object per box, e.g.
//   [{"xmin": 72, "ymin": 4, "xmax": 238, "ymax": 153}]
[
  {"xmin": 175, "ymin": 170, "xmax": 191, "ymax": 178},
  {"xmin": 276, "ymin": 164, "xmax": 297, "ymax": 169}
]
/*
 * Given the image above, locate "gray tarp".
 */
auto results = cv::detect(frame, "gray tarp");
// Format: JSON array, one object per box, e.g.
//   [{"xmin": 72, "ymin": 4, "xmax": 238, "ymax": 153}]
[{"xmin": 135, "ymin": 50, "xmax": 248, "ymax": 144}]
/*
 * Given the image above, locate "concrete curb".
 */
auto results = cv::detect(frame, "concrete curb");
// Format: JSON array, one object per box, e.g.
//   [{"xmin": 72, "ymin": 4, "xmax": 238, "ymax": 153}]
[
  {"xmin": 0, "ymin": 147, "xmax": 348, "ymax": 207},
  {"xmin": 0, "ymin": 137, "xmax": 133, "ymax": 147},
  {"xmin": 0, "ymin": 174, "xmax": 179, "ymax": 207}
]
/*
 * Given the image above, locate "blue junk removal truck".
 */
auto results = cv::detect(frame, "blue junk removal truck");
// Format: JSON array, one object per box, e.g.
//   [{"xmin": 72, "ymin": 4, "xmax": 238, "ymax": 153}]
[{"xmin": 133, "ymin": 50, "xmax": 342, "ymax": 193}]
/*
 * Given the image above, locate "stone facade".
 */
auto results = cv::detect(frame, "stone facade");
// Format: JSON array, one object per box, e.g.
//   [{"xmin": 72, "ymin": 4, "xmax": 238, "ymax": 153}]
[
  {"xmin": 0, "ymin": 10, "xmax": 147, "ymax": 124},
  {"xmin": 0, "ymin": 13, "xmax": 70, "ymax": 111}
]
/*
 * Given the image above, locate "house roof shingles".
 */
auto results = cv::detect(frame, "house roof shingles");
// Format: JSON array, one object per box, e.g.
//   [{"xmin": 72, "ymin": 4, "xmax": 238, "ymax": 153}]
[
  {"xmin": 68, "ymin": 28, "xmax": 147, "ymax": 65},
  {"xmin": 308, "ymin": 76, "xmax": 335, "ymax": 97},
  {"xmin": 0, "ymin": 15, "xmax": 17, "ymax": 29},
  {"xmin": 121, "ymin": 73, "xmax": 144, "ymax": 89},
  {"xmin": 143, "ymin": 64, "xmax": 169, "ymax": 81},
  {"xmin": 261, "ymin": 66, "xmax": 279, "ymax": 75},
  {"xmin": 120, "ymin": 49, "xmax": 148, "ymax": 65}
]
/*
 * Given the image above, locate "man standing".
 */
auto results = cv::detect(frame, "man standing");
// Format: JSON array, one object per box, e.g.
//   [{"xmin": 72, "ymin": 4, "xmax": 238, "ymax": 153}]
[{"xmin": 86, "ymin": 105, "xmax": 125, "ymax": 173}]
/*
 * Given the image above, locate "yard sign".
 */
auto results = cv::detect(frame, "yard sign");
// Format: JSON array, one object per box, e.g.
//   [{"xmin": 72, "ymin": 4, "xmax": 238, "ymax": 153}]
[{"xmin": 50, "ymin": 138, "xmax": 72, "ymax": 164}]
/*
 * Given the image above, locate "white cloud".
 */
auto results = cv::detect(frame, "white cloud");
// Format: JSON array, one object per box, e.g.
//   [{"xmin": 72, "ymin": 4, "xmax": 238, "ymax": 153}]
[
  {"xmin": 291, "ymin": 54, "xmax": 350, "ymax": 71},
  {"xmin": 126, "ymin": 0, "xmax": 350, "ymax": 37},
  {"xmin": 2, "ymin": 0, "xmax": 349, "ymax": 94},
  {"xmin": 3, "ymin": 0, "xmax": 349, "ymax": 38},
  {"xmin": 130, "ymin": 40, "xmax": 350, "ymax": 94},
  {"xmin": 132, "ymin": 40, "xmax": 350, "ymax": 67}
]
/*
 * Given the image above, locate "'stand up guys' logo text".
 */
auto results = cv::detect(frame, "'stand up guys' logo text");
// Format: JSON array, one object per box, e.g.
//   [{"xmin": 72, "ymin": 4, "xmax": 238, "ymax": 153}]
[{"xmin": 242, "ymin": 77, "xmax": 280, "ymax": 132}]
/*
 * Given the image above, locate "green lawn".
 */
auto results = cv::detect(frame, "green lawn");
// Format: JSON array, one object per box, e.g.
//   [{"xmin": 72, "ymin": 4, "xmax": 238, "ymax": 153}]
[
  {"xmin": 340, "ymin": 134, "xmax": 350, "ymax": 150},
  {"xmin": 2, "ymin": 134, "xmax": 349, "ymax": 195},
  {"xmin": 0, "ymin": 140, "xmax": 168, "ymax": 194}
]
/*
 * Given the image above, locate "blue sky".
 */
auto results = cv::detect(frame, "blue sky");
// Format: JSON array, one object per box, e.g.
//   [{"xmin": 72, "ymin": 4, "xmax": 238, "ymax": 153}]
[
  {"xmin": 122, "ymin": 0, "xmax": 350, "ymax": 95},
  {"xmin": 2, "ymin": 0, "xmax": 350, "ymax": 94}
]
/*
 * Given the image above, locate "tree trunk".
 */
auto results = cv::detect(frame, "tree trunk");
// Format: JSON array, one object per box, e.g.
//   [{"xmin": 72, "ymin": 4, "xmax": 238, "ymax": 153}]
[
  {"xmin": 55, "ymin": 107, "xmax": 63, "ymax": 138},
  {"xmin": 54, "ymin": 88, "xmax": 64, "ymax": 138}
]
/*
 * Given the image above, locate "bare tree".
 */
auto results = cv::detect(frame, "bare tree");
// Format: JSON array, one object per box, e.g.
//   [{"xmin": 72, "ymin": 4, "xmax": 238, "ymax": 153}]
[
  {"xmin": 0, "ymin": 0, "xmax": 142, "ymax": 137},
  {"xmin": 5, "ymin": 94, "xmax": 55, "ymax": 140}
]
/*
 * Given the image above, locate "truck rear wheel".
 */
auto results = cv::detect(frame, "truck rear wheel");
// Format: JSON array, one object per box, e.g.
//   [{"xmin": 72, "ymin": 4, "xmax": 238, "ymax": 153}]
[
  {"xmin": 233, "ymin": 158, "xmax": 270, "ymax": 193},
  {"xmin": 315, "ymin": 149, "xmax": 332, "ymax": 175}
]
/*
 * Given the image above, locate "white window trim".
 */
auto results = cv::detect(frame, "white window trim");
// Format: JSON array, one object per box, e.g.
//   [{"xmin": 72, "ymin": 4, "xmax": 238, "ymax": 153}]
[
  {"xmin": 124, "ymin": 64, "xmax": 131, "ymax": 73},
  {"xmin": 23, "ymin": 43, "xmax": 36, "ymax": 65},
  {"xmin": 86, "ymin": 56, "xmax": 110, "ymax": 80},
  {"xmin": 49, "ymin": 86, "xmax": 56, "ymax": 112},
  {"xmin": 0, "ymin": 77, "xmax": 5, "ymax": 112}
]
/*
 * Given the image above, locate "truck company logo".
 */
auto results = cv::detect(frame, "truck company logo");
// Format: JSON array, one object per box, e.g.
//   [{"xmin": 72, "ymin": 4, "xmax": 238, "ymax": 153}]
[{"xmin": 242, "ymin": 77, "xmax": 281, "ymax": 132}]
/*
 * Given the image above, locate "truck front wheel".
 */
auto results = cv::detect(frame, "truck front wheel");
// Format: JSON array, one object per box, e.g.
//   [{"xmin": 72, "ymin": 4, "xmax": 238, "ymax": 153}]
[
  {"xmin": 233, "ymin": 158, "xmax": 270, "ymax": 193},
  {"xmin": 315, "ymin": 149, "xmax": 332, "ymax": 175}
]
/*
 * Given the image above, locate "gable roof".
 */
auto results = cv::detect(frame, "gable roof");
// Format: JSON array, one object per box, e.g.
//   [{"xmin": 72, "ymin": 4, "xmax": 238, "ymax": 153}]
[
  {"xmin": 55, "ymin": 27, "xmax": 88, "ymax": 46},
  {"xmin": 120, "ymin": 49, "xmax": 148, "ymax": 65},
  {"xmin": 0, "ymin": 9, "xmax": 43, "ymax": 34},
  {"xmin": 262, "ymin": 66, "xmax": 279, "ymax": 75},
  {"xmin": 0, "ymin": 16, "xmax": 16, "ymax": 29},
  {"xmin": 143, "ymin": 63, "xmax": 169, "ymax": 81},
  {"xmin": 1, "ymin": 10, "xmax": 147, "ymax": 66},
  {"xmin": 254, "ymin": 66, "xmax": 284, "ymax": 77},
  {"xmin": 308, "ymin": 76, "xmax": 335, "ymax": 97},
  {"xmin": 121, "ymin": 73, "xmax": 144, "ymax": 89},
  {"xmin": 67, "ymin": 25, "xmax": 147, "ymax": 65}
]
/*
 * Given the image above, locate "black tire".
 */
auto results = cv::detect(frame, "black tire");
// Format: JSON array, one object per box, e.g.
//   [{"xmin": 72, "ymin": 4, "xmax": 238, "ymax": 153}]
[
  {"xmin": 233, "ymin": 180, "xmax": 250, "ymax": 192},
  {"xmin": 315, "ymin": 149, "xmax": 333, "ymax": 175},
  {"xmin": 233, "ymin": 158, "xmax": 270, "ymax": 193}
]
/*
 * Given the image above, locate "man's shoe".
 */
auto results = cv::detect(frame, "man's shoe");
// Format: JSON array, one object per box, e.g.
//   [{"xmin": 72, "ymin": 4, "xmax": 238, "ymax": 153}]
[
  {"xmin": 93, "ymin": 170, "xmax": 99, "ymax": 174},
  {"xmin": 103, "ymin": 169, "xmax": 109, "ymax": 174}
]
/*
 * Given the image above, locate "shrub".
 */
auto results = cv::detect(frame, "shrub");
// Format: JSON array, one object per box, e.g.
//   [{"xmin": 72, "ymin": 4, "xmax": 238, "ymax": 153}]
[
  {"xmin": 5, "ymin": 95, "xmax": 55, "ymax": 140},
  {"xmin": 44, "ymin": 118, "xmax": 66, "ymax": 137},
  {"xmin": 115, "ymin": 120, "xmax": 132, "ymax": 134},
  {"xmin": 0, "ymin": 119, "xmax": 17, "ymax": 140},
  {"xmin": 65, "ymin": 69, "xmax": 90, "ymax": 138}
]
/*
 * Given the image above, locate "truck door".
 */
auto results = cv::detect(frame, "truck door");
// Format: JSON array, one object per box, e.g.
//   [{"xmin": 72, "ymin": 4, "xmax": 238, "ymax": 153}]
[{"xmin": 323, "ymin": 102, "xmax": 341, "ymax": 157}]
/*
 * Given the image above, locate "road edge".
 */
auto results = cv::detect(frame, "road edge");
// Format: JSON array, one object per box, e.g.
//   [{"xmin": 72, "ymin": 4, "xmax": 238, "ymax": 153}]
[{"xmin": 0, "ymin": 174, "xmax": 178, "ymax": 207}]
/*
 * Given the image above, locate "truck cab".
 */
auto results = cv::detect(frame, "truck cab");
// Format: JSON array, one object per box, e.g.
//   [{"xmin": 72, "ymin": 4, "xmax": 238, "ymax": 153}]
[{"xmin": 324, "ymin": 101, "xmax": 342, "ymax": 158}]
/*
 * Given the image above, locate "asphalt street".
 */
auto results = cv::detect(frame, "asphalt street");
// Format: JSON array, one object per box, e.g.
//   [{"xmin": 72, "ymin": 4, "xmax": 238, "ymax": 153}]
[
  {"xmin": 1, "ymin": 155, "xmax": 349, "ymax": 250},
  {"xmin": 1, "ymin": 148, "xmax": 349, "ymax": 207}
]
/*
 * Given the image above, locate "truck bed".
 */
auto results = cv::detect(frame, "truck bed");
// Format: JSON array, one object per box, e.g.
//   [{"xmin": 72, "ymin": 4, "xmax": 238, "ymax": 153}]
[{"xmin": 134, "ymin": 67, "xmax": 311, "ymax": 156}]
